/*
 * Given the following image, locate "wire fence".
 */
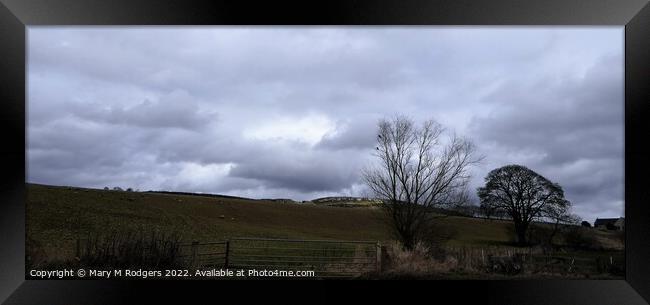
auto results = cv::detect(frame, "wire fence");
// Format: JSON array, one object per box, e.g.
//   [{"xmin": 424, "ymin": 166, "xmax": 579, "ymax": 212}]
[{"xmin": 176, "ymin": 238, "xmax": 381, "ymax": 278}]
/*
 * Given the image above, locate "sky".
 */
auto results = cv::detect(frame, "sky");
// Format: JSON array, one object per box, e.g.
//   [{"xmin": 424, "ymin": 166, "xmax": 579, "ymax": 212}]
[{"xmin": 27, "ymin": 27, "xmax": 624, "ymax": 223}]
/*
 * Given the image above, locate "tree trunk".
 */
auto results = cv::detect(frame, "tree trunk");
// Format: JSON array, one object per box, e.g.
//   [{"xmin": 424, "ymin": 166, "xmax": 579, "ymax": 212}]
[
  {"xmin": 401, "ymin": 233, "xmax": 416, "ymax": 251},
  {"xmin": 548, "ymin": 220, "xmax": 560, "ymax": 246},
  {"xmin": 515, "ymin": 222, "xmax": 528, "ymax": 245},
  {"xmin": 516, "ymin": 229, "xmax": 527, "ymax": 245}
]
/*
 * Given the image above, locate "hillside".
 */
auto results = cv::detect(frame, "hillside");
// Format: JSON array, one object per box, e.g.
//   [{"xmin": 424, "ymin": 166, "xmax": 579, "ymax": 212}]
[
  {"xmin": 26, "ymin": 183, "xmax": 623, "ymax": 262},
  {"xmin": 309, "ymin": 196, "xmax": 383, "ymax": 208}
]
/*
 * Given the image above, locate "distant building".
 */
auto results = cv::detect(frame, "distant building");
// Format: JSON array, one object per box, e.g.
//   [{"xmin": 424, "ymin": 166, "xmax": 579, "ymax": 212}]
[{"xmin": 594, "ymin": 217, "xmax": 625, "ymax": 231}]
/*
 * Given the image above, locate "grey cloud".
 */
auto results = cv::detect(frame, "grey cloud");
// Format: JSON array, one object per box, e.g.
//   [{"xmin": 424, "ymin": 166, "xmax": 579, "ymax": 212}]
[
  {"xmin": 316, "ymin": 115, "xmax": 380, "ymax": 150},
  {"xmin": 228, "ymin": 146, "xmax": 368, "ymax": 193},
  {"xmin": 470, "ymin": 54, "xmax": 623, "ymax": 165},
  {"xmin": 67, "ymin": 89, "xmax": 215, "ymax": 130}
]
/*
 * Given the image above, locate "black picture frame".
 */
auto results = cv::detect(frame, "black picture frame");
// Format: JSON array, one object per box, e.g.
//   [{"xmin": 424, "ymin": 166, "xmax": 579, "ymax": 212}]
[{"xmin": 1, "ymin": 0, "xmax": 648, "ymax": 304}]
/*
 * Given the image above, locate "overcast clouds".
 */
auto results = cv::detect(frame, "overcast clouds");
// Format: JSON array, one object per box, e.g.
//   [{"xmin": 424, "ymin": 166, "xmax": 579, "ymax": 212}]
[{"xmin": 27, "ymin": 27, "xmax": 624, "ymax": 222}]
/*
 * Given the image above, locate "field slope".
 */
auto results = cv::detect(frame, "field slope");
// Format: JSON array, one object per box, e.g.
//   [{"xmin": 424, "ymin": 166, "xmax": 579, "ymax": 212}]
[{"xmin": 26, "ymin": 183, "xmax": 622, "ymax": 261}]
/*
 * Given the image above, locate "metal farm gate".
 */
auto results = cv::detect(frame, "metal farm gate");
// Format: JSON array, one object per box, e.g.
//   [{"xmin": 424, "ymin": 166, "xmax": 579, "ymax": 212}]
[{"xmin": 179, "ymin": 238, "xmax": 381, "ymax": 278}]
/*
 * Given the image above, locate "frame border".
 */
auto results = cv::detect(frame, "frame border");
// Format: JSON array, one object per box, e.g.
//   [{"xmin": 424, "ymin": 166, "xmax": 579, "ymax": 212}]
[{"xmin": 0, "ymin": 0, "xmax": 648, "ymax": 304}]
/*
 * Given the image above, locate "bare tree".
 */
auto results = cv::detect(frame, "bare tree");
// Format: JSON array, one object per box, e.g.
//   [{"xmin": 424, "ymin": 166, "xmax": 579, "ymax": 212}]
[
  {"xmin": 363, "ymin": 115, "xmax": 480, "ymax": 250},
  {"xmin": 477, "ymin": 164, "xmax": 571, "ymax": 245}
]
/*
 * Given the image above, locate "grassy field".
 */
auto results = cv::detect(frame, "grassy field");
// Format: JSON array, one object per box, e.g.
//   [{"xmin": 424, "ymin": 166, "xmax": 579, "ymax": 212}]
[
  {"xmin": 26, "ymin": 183, "xmax": 623, "ymax": 268},
  {"xmin": 27, "ymin": 183, "xmax": 392, "ymax": 260}
]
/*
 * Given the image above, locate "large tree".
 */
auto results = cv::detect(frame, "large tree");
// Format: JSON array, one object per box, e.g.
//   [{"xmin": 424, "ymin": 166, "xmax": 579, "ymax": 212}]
[
  {"xmin": 477, "ymin": 165, "xmax": 571, "ymax": 245},
  {"xmin": 363, "ymin": 116, "xmax": 480, "ymax": 250}
]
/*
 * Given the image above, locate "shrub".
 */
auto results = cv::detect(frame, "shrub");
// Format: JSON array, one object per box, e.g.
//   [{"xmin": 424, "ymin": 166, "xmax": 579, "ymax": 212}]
[
  {"xmin": 595, "ymin": 255, "xmax": 625, "ymax": 276},
  {"xmin": 614, "ymin": 231, "xmax": 625, "ymax": 246},
  {"xmin": 419, "ymin": 221, "xmax": 458, "ymax": 260},
  {"xmin": 607, "ymin": 260, "xmax": 625, "ymax": 276},
  {"xmin": 75, "ymin": 229, "xmax": 186, "ymax": 270},
  {"xmin": 564, "ymin": 227, "xmax": 600, "ymax": 250},
  {"xmin": 25, "ymin": 237, "xmax": 47, "ymax": 270},
  {"xmin": 381, "ymin": 241, "xmax": 458, "ymax": 277},
  {"xmin": 486, "ymin": 254, "xmax": 524, "ymax": 275},
  {"xmin": 525, "ymin": 224, "xmax": 554, "ymax": 246}
]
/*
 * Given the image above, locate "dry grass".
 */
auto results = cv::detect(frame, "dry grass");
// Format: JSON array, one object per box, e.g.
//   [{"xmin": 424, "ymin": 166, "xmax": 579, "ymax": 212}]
[
  {"xmin": 381, "ymin": 241, "xmax": 461, "ymax": 276},
  {"xmin": 375, "ymin": 241, "xmax": 624, "ymax": 279}
]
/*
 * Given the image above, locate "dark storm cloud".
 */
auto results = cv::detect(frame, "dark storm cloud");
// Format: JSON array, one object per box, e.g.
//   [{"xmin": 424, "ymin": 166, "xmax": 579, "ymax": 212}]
[
  {"xmin": 229, "ymin": 155, "xmax": 360, "ymax": 193},
  {"xmin": 27, "ymin": 27, "xmax": 623, "ymax": 221}
]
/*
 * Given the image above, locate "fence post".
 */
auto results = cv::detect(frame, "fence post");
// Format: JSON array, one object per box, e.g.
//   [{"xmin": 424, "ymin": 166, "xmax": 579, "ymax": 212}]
[
  {"xmin": 224, "ymin": 240, "xmax": 230, "ymax": 269},
  {"xmin": 376, "ymin": 242, "xmax": 382, "ymax": 273},
  {"xmin": 191, "ymin": 241, "xmax": 199, "ymax": 268}
]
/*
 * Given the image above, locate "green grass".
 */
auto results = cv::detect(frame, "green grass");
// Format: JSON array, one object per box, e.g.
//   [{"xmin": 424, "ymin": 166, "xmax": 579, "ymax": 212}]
[{"xmin": 26, "ymin": 183, "xmax": 623, "ymax": 263}]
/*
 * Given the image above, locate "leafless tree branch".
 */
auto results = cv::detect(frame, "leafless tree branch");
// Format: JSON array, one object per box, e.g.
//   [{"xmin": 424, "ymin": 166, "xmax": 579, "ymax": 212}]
[{"xmin": 362, "ymin": 115, "xmax": 481, "ymax": 249}]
